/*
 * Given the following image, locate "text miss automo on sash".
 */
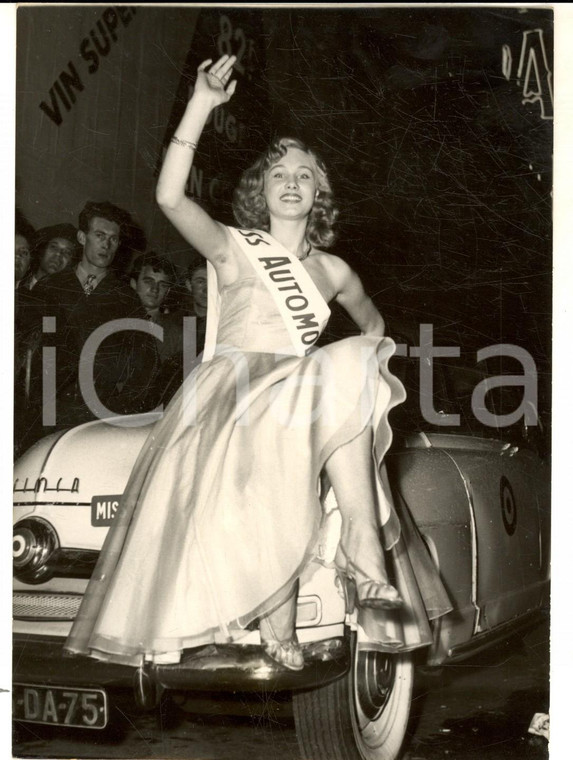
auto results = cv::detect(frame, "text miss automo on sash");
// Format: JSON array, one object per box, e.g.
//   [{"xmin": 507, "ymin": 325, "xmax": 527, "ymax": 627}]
[
  {"xmin": 258, "ymin": 257, "xmax": 322, "ymax": 345},
  {"xmin": 230, "ymin": 228, "xmax": 331, "ymax": 356}
]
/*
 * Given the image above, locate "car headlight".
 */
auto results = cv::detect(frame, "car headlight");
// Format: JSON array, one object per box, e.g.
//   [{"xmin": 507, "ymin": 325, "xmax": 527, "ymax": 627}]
[{"xmin": 13, "ymin": 518, "xmax": 60, "ymax": 584}]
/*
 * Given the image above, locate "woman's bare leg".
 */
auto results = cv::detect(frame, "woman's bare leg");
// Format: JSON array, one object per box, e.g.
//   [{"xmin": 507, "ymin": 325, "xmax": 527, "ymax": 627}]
[
  {"xmin": 325, "ymin": 426, "xmax": 401, "ymax": 607},
  {"xmin": 258, "ymin": 426, "xmax": 399, "ymax": 668}
]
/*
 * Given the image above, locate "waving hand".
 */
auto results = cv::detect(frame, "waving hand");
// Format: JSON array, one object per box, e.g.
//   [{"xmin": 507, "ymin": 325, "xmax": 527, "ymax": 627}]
[
  {"xmin": 156, "ymin": 53, "xmax": 240, "ymax": 270},
  {"xmin": 193, "ymin": 55, "xmax": 238, "ymax": 107}
]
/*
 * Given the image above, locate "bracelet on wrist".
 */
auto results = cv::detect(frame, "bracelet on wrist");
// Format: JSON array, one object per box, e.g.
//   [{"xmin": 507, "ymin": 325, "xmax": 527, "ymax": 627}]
[{"xmin": 171, "ymin": 136, "xmax": 198, "ymax": 150}]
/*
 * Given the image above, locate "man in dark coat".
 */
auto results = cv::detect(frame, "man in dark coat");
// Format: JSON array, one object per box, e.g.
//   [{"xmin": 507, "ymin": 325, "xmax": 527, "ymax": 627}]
[{"xmin": 30, "ymin": 201, "xmax": 142, "ymax": 435}]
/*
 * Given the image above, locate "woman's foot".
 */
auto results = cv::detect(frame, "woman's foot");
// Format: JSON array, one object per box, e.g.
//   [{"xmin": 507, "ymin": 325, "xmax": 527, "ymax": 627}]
[
  {"xmin": 354, "ymin": 576, "xmax": 402, "ymax": 609},
  {"xmin": 259, "ymin": 590, "xmax": 304, "ymax": 672},
  {"xmin": 335, "ymin": 542, "xmax": 403, "ymax": 610},
  {"xmin": 261, "ymin": 636, "xmax": 304, "ymax": 671}
]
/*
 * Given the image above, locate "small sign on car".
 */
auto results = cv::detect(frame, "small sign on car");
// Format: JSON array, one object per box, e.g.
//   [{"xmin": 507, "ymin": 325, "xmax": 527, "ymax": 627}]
[{"xmin": 91, "ymin": 495, "xmax": 122, "ymax": 526}]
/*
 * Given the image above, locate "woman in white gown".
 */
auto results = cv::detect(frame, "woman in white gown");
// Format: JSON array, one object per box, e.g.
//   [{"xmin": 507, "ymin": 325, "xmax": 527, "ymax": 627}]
[{"xmin": 65, "ymin": 54, "xmax": 451, "ymax": 673}]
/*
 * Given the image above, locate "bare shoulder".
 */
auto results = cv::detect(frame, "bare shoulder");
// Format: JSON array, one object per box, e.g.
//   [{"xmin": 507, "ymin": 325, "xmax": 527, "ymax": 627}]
[
  {"xmin": 313, "ymin": 251, "xmax": 351, "ymax": 275},
  {"xmin": 313, "ymin": 251, "xmax": 357, "ymax": 290}
]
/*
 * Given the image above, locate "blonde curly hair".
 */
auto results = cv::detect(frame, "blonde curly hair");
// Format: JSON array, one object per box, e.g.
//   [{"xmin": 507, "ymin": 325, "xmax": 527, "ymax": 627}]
[{"xmin": 232, "ymin": 137, "xmax": 339, "ymax": 249}]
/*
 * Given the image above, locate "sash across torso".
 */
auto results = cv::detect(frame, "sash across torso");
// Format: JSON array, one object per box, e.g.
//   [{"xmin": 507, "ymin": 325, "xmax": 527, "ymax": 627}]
[
  {"xmin": 227, "ymin": 228, "xmax": 331, "ymax": 356},
  {"xmin": 203, "ymin": 228, "xmax": 331, "ymax": 361}
]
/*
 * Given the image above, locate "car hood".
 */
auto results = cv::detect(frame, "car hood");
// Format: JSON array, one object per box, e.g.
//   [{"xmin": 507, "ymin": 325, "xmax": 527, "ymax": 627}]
[{"xmin": 14, "ymin": 415, "xmax": 157, "ymax": 508}]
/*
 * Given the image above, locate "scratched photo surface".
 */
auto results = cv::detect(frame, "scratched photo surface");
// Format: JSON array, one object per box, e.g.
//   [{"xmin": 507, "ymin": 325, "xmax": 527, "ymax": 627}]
[{"xmin": 13, "ymin": 5, "xmax": 552, "ymax": 760}]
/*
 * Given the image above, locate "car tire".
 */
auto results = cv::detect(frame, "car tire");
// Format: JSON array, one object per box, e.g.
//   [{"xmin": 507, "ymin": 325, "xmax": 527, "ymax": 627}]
[{"xmin": 293, "ymin": 634, "xmax": 414, "ymax": 760}]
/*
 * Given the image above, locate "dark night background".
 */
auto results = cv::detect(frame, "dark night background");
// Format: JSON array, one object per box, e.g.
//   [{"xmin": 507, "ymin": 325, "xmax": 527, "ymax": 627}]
[
  {"xmin": 169, "ymin": 6, "xmax": 552, "ymax": 405},
  {"xmin": 15, "ymin": 4, "xmax": 553, "ymax": 405},
  {"xmin": 270, "ymin": 8, "xmax": 552, "ymax": 363}
]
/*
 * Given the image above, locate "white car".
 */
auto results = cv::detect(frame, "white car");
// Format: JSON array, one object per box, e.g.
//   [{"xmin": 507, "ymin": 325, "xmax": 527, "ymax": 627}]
[{"xmin": 13, "ymin": 353, "xmax": 550, "ymax": 760}]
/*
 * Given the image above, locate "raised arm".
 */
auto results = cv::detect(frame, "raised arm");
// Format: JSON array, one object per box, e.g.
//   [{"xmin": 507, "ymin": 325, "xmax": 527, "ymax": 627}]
[
  {"xmin": 156, "ymin": 55, "xmax": 238, "ymax": 265},
  {"xmin": 328, "ymin": 256, "xmax": 385, "ymax": 337}
]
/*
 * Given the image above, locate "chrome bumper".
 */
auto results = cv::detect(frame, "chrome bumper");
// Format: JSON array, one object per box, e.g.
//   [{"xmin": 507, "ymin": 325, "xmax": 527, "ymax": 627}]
[{"xmin": 13, "ymin": 635, "xmax": 350, "ymax": 695}]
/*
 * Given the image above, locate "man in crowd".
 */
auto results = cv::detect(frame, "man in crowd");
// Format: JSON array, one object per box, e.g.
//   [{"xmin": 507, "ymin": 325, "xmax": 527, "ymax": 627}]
[
  {"xmin": 14, "ymin": 216, "xmax": 35, "ymax": 456},
  {"xmin": 15, "ymin": 228, "xmax": 32, "ymax": 289},
  {"xmin": 184, "ymin": 260, "xmax": 208, "ymax": 356},
  {"xmin": 31, "ymin": 200, "xmax": 141, "ymax": 432},
  {"xmin": 21, "ymin": 224, "xmax": 78, "ymax": 290},
  {"xmin": 130, "ymin": 252, "xmax": 182, "ymax": 363},
  {"xmin": 106, "ymin": 252, "xmax": 184, "ymax": 415},
  {"xmin": 136, "ymin": 257, "xmax": 208, "ymax": 406}
]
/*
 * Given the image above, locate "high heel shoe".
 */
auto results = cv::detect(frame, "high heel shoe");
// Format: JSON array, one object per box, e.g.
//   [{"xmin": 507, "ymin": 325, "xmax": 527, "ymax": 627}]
[
  {"xmin": 259, "ymin": 596, "xmax": 305, "ymax": 672},
  {"xmin": 261, "ymin": 637, "xmax": 305, "ymax": 671},
  {"xmin": 335, "ymin": 546, "xmax": 403, "ymax": 610}
]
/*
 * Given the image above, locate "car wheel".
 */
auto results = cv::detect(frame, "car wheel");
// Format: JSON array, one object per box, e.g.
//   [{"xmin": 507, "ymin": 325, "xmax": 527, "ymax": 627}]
[{"xmin": 293, "ymin": 634, "xmax": 414, "ymax": 760}]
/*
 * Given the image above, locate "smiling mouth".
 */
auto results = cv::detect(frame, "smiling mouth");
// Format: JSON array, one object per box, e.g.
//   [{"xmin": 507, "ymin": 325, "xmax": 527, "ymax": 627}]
[{"xmin": 280, "ymin": 194, "xmax": 302, "ymax": 202}]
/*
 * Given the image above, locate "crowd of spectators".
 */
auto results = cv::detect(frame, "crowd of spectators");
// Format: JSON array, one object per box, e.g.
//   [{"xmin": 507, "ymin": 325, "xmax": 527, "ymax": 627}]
[{"xmin": 14, "ymin": 202, "xmax": 207, "ymax": 458}]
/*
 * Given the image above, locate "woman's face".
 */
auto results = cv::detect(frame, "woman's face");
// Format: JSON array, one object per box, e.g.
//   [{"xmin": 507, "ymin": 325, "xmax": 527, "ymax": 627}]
[{"xmin": 263, "ymin": 147, "xmax": 317, "ymax": 222}]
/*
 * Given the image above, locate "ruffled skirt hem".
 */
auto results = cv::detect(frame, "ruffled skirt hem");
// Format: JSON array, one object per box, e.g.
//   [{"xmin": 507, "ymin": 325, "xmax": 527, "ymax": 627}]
[{"xmin": 64, "ymin": 336, "xmax": 450, "ymax": 665}]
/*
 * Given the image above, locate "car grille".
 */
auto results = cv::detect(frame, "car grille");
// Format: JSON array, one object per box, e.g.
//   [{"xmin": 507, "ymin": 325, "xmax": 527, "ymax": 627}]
[{"xmin": 13, "ymin": 592, "xmax": 83, "ymax": 621}]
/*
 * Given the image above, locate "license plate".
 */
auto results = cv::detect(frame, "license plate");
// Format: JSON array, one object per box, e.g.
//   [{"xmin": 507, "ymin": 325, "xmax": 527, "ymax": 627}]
[
  {"xmin": 13, "ymin": 683, "xmax": 108, "ymax": 728},
  {"xmin": 91, "ymin": 494, "xmax": 122, "ymax": 526}
]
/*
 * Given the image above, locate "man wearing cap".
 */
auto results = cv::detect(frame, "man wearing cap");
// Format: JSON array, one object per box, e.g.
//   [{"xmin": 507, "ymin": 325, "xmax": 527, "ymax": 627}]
[{"xmin": 20, "ymin": 223, "xmax": 78, "ymax": 291}]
